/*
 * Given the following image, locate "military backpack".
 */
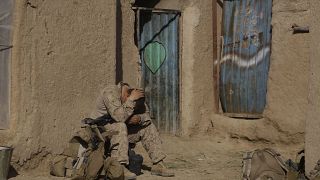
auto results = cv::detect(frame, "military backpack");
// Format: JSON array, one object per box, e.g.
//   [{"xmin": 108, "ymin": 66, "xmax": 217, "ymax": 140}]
[{"xmin": 242, "ymin": 148, "xmax": 288, "ymax": 180}]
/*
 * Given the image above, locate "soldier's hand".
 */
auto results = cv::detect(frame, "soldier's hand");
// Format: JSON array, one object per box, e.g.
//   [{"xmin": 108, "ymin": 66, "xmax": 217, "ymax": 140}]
[
  {"xmin": 128, "ymin": 89, "xmax": 144, "ymax": 101},
  {"xmin": 128, "ymin": 115, "xmax": 141, "ymax": 125}
]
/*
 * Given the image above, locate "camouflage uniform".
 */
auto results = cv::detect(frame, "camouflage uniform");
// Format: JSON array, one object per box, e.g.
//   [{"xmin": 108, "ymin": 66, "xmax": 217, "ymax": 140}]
[{"xmin": 91, "ymin": 84, "xmax": 166, "ymax": 165}]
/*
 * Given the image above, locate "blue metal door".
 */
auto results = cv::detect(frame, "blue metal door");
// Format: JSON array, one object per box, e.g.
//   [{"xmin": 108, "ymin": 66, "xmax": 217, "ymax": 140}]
[
  {"xmin": 220, "ymin": 0, "xmax": 272, "ymax": 118},
  {"xmin": 138, "ymin": 9, "xmax": 180, "ymax": 134}
]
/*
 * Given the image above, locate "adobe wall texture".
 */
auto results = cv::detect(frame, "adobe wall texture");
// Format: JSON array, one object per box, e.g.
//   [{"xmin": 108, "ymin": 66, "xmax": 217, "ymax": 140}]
[
  {"xmin": 0, "ymin": 0, "xmax": 117, "ymax": 168},
  {"xmin": 305, "ymin": 0, "xmax": 320, "ymax": 173},
  {"xmin": 121, "ymin": 0, "xmax": 140, "ymax": 86}
]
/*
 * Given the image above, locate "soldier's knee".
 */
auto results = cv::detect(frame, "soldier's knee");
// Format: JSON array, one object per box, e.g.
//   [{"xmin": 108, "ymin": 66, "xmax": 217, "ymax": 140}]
[{"xmin": 114, "ymin": 122, "xmax": 127, "ymax": 134}]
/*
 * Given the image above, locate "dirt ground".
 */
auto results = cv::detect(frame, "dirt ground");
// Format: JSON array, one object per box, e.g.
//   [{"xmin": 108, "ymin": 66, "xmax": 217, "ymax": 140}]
[{"xmin": 9, "ymin": 135, "xmax": 303, "ymax": 180}]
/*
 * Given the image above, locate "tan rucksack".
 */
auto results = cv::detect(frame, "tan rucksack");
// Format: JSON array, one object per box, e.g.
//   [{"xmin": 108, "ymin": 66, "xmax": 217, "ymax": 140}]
[
  {"xmin": 309, "ymin": 160, "xmax": 320, "ymax": 180},
  {"xmin": 71, "ymin": 144, "xmax": 105, "ymax": 180},
  {"xmin": 242, "ymin": 148, "xmax": 288, "ymax": 180}
]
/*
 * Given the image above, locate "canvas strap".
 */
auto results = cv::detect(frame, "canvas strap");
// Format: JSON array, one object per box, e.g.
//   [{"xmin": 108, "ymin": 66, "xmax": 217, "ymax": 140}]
[
  {"xmin": 263, "ymin": 148, "xmax": 288, "ymax": 173},
  {"xmin": 243, "ymin": 151, "xmax": 255, "ymax": 180}
]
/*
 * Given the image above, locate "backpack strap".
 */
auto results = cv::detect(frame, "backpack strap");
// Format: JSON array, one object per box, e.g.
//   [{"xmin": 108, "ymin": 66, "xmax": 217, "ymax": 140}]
[{"xmin": 243, "ymin": 151, "xmax": 255, "ymax": 180}]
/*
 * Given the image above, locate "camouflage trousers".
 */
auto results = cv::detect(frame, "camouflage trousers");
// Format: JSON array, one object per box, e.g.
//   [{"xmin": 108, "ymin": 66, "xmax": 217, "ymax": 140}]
[{"xmin": 104, "ymin": 122, "xmax": 166, "ymax": 165}]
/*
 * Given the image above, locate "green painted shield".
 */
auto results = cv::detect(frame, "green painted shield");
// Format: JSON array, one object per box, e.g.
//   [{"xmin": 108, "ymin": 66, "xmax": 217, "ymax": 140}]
[{"xmin": 143, "ymin": 41, "xmax": 166, "ymax": 74}]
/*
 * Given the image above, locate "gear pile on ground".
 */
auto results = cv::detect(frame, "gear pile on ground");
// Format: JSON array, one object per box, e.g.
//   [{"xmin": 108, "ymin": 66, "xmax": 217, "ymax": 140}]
[{"xmin": 50, "ymin": 116, "xmax": 124, "ymax": 180}]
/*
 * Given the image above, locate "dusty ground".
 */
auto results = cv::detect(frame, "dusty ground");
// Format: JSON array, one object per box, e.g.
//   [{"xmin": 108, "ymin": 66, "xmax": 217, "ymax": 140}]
[{"xmin": 10, "ymin": 135, "xmax": 303, "ymax": 180}]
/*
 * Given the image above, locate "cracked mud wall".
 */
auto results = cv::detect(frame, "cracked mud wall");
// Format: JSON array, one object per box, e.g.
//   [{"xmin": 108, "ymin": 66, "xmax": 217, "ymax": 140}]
[
  {"xmin": 264, "ymin": 0, "xmax": 310, "ymax": 143},
  {"xmin": 179, "ymin": 0, "xmax": 215, "ymax": 136},
  {"xmin": 0, "ymin": 0, "xmax": 117, "ymax": 168}
]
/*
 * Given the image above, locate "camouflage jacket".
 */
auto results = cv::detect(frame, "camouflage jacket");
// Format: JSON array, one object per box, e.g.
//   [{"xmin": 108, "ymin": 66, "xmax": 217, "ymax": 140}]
[{"xmin": 91, "ymin": 83, "xmax": 151, "ymax": 125}]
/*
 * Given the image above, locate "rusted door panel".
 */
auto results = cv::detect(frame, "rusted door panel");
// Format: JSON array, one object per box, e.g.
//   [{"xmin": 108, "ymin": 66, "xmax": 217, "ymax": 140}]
[{"xmin": 220, "ymin": 0, "xmax": 272, "ymax": 118}]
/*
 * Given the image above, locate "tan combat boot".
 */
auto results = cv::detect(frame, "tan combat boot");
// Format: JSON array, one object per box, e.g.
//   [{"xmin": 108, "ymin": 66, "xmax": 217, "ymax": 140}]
[
  {"xmin": 151, "ymin": 160, "xmax": 175, "ymax": 177},
  {"xmin": 122, "ymin": 165, "xmax": 137, "ymax": 180}
]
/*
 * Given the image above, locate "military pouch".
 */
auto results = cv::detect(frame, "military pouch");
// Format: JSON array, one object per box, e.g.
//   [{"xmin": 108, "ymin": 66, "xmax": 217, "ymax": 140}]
[
  {"xmin": 86, "ymin": 144, "xmax": 105, "ymax": 179},
  {"xmin": 72, "ymin": 144, "xmax": 105, "ymax": 180},
  {"xmin": 70, "ymin": 126, "xmax": 94, "ymax": 149}
]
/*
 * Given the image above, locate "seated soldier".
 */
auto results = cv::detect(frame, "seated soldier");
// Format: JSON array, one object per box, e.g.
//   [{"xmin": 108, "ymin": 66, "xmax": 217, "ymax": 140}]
[{"xmin": 91, "ymin": 82, "xmax": 174, "ymax": 179}]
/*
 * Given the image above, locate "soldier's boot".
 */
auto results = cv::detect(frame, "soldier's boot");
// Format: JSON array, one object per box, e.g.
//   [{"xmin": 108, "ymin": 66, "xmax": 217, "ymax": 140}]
[
  {"xmin": 151, "ymin": 161, "xmax": 175, "ymax": 177},
  {"xmin": 122, "ymin": 165, "xmax": 137, "ymax": 180}
]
